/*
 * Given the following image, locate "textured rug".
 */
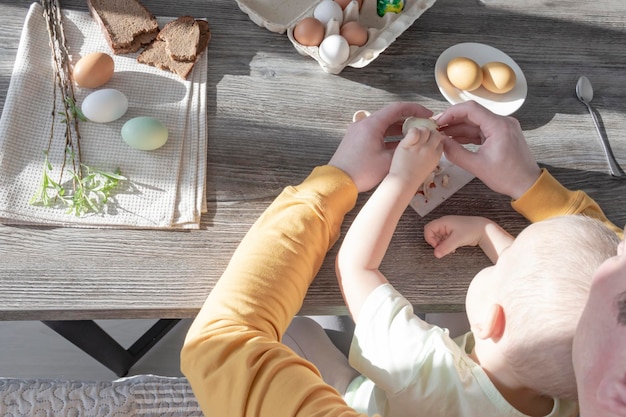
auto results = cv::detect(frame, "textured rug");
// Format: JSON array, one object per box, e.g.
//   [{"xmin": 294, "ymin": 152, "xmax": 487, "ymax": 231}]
[{"xmin": 0, "ymin": 375, "xmax": 202, "ymax": 416}]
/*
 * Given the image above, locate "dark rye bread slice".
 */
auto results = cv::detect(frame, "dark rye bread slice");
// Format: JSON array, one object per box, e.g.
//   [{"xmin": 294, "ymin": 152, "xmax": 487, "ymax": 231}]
[
  {"xmin": 157, "ymin": 16, "xmax": 199, "ymax": 62},
  {"xmin": 138, "ymin": 19, "xmax": 210, "ymax": 80},
  {"xmin": 87, "ymin": 0, "xmax": 159, "ymax": 54}
]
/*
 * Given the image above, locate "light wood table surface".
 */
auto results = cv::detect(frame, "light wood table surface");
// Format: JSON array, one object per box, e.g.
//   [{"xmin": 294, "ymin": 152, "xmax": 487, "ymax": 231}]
[{"xmin": 2, "ymin": 0, "xmax": 626, "ymax": 322}]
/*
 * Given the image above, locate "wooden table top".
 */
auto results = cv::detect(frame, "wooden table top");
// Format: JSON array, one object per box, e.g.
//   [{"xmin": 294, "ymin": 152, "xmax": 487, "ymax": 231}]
[{"xmin": 1, "ymin": 0, "xmax": 625, "ymax": 320}]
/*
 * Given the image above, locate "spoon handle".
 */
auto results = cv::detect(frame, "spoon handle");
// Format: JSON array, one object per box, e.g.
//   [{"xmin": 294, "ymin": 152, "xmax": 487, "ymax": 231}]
[{"xmin": 584, "ymin": 103, "xmax": 625, "ymax": 177}]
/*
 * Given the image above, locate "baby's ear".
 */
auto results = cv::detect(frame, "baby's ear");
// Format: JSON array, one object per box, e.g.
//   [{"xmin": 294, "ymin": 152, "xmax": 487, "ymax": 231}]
[
  {"xmin": 472, "ymin": 304, "xmax": 505, "ymax": 342},
  {"xmin": 597, "ymin": 372, "xmax": 626, "ymax": 415}
]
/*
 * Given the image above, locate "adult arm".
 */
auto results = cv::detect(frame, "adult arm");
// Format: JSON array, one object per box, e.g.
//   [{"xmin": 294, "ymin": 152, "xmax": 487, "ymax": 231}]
[
  {"xmin": 182, "ymin": 166, "xmax": 365, "ymax": 417},
  {"xmin": 181, "ymin": 102, "xmax": 434, "ymax": 417},
  {"xmin": 511, "ymin": 168, "xmax": 623, "ymax": 237},
  {"xmin": 437, "ymin": 100, "xmax": 623, "ymax": 238}
]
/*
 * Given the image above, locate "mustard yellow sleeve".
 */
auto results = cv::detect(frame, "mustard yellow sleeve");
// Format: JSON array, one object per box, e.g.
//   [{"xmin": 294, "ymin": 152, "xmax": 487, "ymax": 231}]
[
  {"xmin": 181, "ymin": 165, "xmax": 368, "ymax": 417},
  {"xmin": 511, "ymin": 168, "xmax": 623, "ymax": 238}
]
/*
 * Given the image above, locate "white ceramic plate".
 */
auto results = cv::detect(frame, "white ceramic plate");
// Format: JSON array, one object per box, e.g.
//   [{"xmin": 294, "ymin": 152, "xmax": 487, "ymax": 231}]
[{"xmin": 434, "ymin": 42, "xmax": 527, "ymax": 116}]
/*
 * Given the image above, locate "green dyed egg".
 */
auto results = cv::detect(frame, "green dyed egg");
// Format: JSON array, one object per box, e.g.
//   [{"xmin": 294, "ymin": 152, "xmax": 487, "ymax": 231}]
[{"xmin": 121, "ymin": 116, "xmax": 168, "ymax": 150}]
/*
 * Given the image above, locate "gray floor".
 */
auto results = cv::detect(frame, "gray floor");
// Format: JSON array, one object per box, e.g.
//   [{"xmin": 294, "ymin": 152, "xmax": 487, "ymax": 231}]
[{"xmin": 0, "ymin": 319, "xmax": 193, "ymax": 380}]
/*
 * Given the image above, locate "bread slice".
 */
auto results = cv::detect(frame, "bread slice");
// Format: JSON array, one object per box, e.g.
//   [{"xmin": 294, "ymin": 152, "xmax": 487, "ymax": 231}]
[
  {"xmin": 157, "ymin": 16, "xmax": 199, "ymax": 62},
  {"xmin": 138, "ymin": 19, "xmax": 211, "ymax": 80},
  {"xmin": 87, "ymin": 0, "xmax": 159, "ymax": 54}
]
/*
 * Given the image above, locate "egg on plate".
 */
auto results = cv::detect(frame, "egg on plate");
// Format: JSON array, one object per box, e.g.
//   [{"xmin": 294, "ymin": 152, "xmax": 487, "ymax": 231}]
[
  {"xmin": 481, "ymin": 61, "xmax": 516, "ymax": 94},
  {"xmin": 446, "ymin": 57, "xmax": 482, "ymax": 91}
]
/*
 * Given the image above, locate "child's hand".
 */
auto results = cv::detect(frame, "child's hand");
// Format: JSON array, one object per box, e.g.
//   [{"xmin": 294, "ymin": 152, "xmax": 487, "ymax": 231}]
[
  {"xmin": 388, "ymin": 127, "xmax": 443, "ymax": 191},
  {"xmin": 424, "ymin": 215, "xmax": 493, "ymax": 258},
  {"xmin": 329, "ymin": 102, "xmax": 434, "ymax": 193}
]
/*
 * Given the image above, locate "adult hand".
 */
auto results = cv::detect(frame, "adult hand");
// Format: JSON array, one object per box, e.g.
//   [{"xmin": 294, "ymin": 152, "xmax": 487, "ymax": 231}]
[
  {"xmin": 329, "ymin": 102, "xmax": 433, "ymax": 193},
  {"xmin": 435, "ymin": 101, "xmax": 541, "ymax": 200}
]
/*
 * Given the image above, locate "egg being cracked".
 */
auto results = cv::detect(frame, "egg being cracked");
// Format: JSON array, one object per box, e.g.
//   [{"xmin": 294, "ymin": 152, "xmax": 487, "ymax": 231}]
[{"xmin": 402, "ymin": 117, "xmax": 439, "ymax": 135}]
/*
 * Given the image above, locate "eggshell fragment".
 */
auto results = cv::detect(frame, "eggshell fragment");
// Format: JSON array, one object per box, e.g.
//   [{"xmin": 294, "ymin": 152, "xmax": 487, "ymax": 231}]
[
  {"xmin": 121, "ymin": 116, "xmax": 168, "ymax": 150},
  {"xmin": 73, "ymin": 52, "xmax": 114, "ymax": 88},
  {"xmin": 319, "ymin": 34, "xmax": 350, "ymax": 67},
  {"xmin": 481, "ymin": 61, "xmax": 516, "ymax": 94},
  {"xmin": 446, "ymin": 57, "xmax": 482, "ymax": 91},
  {"xmin": 81, "ymin": 88, "xmax": 128, "ymax": 123},
  {"xmin": 293, "ymin": 17, "xmax": 325, "ymax": 46},
  {"xmin": 352, "ymin": 109, "xmax": 371, "ymax": 122},
  {"xmin": 340, "ymin": 21, "xmax": 368, "ymax": 46}
]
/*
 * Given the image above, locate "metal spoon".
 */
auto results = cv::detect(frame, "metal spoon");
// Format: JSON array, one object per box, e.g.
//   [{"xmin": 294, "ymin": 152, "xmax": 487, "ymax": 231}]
[{"xmin": 575, "ymin": 75, "xmax": 625, "ymax": 177}]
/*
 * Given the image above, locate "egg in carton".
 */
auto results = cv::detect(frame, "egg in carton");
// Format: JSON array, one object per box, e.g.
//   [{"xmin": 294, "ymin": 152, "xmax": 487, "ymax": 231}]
[{"xmin": 234, "ymin": 0, "xmax": 438, "ymax": 74}]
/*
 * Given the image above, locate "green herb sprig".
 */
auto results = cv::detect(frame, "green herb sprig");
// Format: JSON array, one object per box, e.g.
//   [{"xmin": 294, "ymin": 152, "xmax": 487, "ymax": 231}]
[
  {"xmin": 32, "ymin": 0, "xmax": 128, "ymax": 217},
  {"xmin": 30, "ymin": 149, "xmax": 127, "ymax": 216}
]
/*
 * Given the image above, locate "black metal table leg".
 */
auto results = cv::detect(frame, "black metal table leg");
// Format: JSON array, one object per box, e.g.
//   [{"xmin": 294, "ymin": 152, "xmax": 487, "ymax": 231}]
[{"xmin": 42, "ymin": 319, "xmax": 181, "ymax": 377}]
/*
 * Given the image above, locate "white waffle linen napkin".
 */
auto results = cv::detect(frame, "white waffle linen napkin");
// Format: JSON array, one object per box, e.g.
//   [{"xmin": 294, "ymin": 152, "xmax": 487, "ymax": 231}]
[{"xmin": 0, "ymin": 3, "xmax": 207, "ymax": 228}]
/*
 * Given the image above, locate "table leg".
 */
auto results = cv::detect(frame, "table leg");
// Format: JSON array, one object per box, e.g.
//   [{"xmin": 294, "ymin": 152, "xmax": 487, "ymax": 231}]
[{"xmin": 42, "ymin": 319, "xmax": 181, "ymax": 377}]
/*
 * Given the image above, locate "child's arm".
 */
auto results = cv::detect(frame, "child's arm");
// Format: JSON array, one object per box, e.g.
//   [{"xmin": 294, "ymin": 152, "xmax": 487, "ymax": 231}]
[
  {"xmin": 336, "ymin": 128, "xmax": 443, "ymax": 321},
  {"xmin": 424, "ymin": 215, "xmax": 514, "ymax": 263}
]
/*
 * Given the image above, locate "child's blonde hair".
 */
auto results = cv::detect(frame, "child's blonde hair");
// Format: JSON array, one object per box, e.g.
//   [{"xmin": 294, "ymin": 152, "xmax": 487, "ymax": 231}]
[{"xmin": 499, "ymin": 215, "xmax": 619, "ymax": 400}]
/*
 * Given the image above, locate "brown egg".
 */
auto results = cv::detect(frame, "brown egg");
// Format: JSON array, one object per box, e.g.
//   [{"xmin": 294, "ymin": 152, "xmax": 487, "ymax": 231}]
[
  {"xmin": 335, "ymin": 0, "xmax": 363, "ymax": 10},
  {"xmin": 446, "ymin": 57, "xmax": 482, "ymax": 91},
  {"xmin": 481, "ymin": 61, "xmax": 516, "ymax": 94},
  {"xmin": 73, "ymin": 52, "xmax": 114, "ymax": 88},
  {"xmin": 293, "ymin": 17, "xmax": 325, "ymax": 47},
  {"xmin": 340, "ymin": 21, "xmax": 368, "ymax": 46}
]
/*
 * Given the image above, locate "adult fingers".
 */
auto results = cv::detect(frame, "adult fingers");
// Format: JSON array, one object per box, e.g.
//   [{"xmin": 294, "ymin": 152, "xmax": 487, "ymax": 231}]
[
  {"xmin": 443, "ymin": 137, "xmax": 481, "ymax": 174},
  {"xmin": 439, "ymin": 124, "xmax": 483, "ymax": 145},
  {"xmin": 437, "ymin": 101, "xmax": 498, "ymax": 131}
]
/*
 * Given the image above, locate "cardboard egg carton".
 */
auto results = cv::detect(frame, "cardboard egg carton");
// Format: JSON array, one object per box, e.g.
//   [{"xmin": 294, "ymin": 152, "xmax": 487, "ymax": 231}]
[{"xmin": 234, "ymin": 0, "xmax": 437, "ymax": 74}]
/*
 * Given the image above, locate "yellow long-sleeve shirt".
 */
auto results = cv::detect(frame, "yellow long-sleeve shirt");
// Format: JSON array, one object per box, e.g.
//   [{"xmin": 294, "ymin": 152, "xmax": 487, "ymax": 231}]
[{"xmin": 181, "ymin": 166, "xmax": 621, "ymax": 417}]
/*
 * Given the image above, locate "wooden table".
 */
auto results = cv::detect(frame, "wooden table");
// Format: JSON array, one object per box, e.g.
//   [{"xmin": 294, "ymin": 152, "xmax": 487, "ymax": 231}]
[{"xmin": 1, "ymin": 0, "xmax": 626, "ymax": 374}]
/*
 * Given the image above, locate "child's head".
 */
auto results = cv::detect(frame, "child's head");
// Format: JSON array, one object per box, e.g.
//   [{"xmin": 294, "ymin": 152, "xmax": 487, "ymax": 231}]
[{"xmin": 465, "ymin": 215, "xmax": 620, "ymax": 400}]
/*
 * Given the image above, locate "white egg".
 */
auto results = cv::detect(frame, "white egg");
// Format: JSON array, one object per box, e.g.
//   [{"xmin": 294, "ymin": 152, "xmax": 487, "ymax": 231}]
[
  {"xmin": 313, "ymin": 0, "xmax": 344, "ymax": 26},
  {"xmin": 319, "ymin": 34, "xmax": 350, "ymax": 67},
  {"xmin": 81, "ymin": 88, "xmax": 128, "ymax": 123}
]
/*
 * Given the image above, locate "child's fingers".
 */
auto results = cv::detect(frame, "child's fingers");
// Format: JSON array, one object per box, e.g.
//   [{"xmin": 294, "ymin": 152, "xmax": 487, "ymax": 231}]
[
  {"xmin": 432, "ymin": 234, "xmax": 460, "ymax": 259},
  {"xmin": 423, "ymin": 227, "xmax": 444, "ymax": 248}
]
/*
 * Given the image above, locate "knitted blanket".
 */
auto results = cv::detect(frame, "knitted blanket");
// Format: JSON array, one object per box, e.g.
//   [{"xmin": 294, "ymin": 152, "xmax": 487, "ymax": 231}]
[{"xmin": 0, "ymin": 375, "xmax": 203, "ymax": 416}]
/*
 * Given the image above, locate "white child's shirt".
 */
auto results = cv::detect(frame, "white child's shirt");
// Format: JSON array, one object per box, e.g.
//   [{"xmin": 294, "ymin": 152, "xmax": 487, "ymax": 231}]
[{"xmin": 345, "ymin": 283, "xmax": 578, "ymax": 417}]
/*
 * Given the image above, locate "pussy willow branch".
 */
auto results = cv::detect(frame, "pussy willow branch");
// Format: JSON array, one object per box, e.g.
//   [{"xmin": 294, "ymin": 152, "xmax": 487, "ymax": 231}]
[{"xmin": 41, "ymin": 0, "xmax": 83, "ymax": 181}]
